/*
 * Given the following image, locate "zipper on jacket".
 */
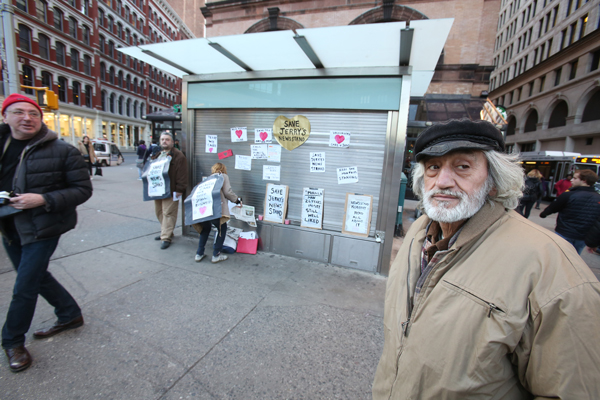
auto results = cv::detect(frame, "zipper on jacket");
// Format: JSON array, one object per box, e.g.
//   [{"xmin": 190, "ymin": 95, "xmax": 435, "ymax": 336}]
[
  {"xmin": 401, "ymin": 238, "xmax": 415, "ymax": 337},
  {"xmin": 443, "ymin": 280, "xmax": 505, "ymax": 317}
]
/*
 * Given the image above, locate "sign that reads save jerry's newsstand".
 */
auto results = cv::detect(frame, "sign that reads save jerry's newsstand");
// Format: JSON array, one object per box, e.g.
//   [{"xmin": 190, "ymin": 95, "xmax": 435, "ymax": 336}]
[{"xmin": 273, "ymin": 115, "xmax": 311, "ymax": 151}]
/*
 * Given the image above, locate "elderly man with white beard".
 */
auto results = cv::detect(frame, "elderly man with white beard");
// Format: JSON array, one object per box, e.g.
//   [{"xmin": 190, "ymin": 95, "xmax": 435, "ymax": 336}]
[{"xmin": 372, "ymin": 119, "xmax": 600, "ymax": 400}]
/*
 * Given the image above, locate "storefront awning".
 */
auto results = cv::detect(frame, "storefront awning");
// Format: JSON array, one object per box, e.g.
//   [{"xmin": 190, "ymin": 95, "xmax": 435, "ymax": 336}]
[{"xmin": 118, "ymin": 19, "xmax": 453, "ymax": 97}]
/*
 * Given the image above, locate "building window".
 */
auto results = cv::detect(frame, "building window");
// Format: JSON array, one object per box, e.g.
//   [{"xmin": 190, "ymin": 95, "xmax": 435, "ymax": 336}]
[
  {"xmin": 109, "ymin": 67, "xmax": 115, "ymax": 84},
  {"xmin": 82, "ymin": 25, "xmax": 90, "ymax": 45},
  {"xmin": 126, "ymin": 98, "xmax": 131, "ymax": 116},
  {"xmin": 560, "ymin": 29, "xmax": 567, "ymax": 49},
  {"xmin": 566, "ymin": 0, "xmax": 573, "ymax": 16},
  {"xmin": 85, "ymin": 85, "xmax": 92, "ymax": 108},
  {"xmin": 110, "ymin": 94, "xmax": 115, "ymax": 113},
  {"xmin": 117, "ymin": 23, "xmax": 122, "ymax": 38},
  {"xmin": 108, "ymin": 16, "xmax": 114, "ymax": 33},
  {"xmin": 18, "ymin": 24, "xmax": 31, "ymax": 53},
  {"xmin": 22, "ymin": 65, "xmax": 34, "ymax": 94},
  {"xmin": 98, "ymin": 8, "xmax": 104, "ymax": 26},
  {"xmin": 524, "ymin": 110, "xmax": 538, "ymax": 132},
  {"xmin": 83, "ymin": 55, "xmax": 91, "ymax": 75},
  {"xmin": 568, "ymin": 22, "xmax": 577, "ymax": 46},
  {"xmin": 100, "ymin": 62, "xmax": 106, "ymax": 81},
  {"xmin": 55, "ymin": 42, "xmax": 66, "ymax": 65},
  {"xmin": 133, "ymin": 101, "xmax": 138, "ymax": 118},
  {"xmin": 591, "ymin": 49, "xmax": 600, "ymax": 72},
  {"xmin": 36, "ymin": 0, "xmax": 47, "ymax": 22},
  {"xmin": 41, "ymin": 71, "xmax": 52, "ymax": 89},
  {"xmin": 68, "ymin": 0, "xmax": 75, "ymax": 7},
  {"xmin": 72, "ymin": 81, "xmax": 80, "ymax": 105},
  {"xmin": 118, "ymin": 96, "xmax": 123, "ymax": 114},
  {"xmin": 71, "ymin": 49, "xmax": 79, "ymax": 71},
  {"xmin": 579, "ymin": 15, "xmax": 588, "ymax": 39},
  {"xmin": 569, "ymin": 60, "xmax": 578, "ymax": 80},
  {"xmin": 99, "ymin": 35, "xmax": 105, "ymax": 53},
  {"xmin": 54, "ymin": 8, "xmax": 63, "ymax": 30},
  {"xmin": 16, "ymin": 0, "xmax": 27, "ymax": 12},
  {"xmin": 507, "ymin": 117, "xmax": 517, "ymax": 136},
  {"xmin": 521, "ymin": 143, "xmax": 536, "ymax": 152},
  {"xmin": 101, "ymin": 90, "xmax": 107, "ymax": 111},
  {"xmin": 548, "ymin": 101, "xmax": 568, "ymax": 128},
  {"xmin": 554, "ymin": 67, "xmax": 562, "ymax": 86},
  {"xmin": 582, "ymin": 91, "xmax": 600, "ymax": 122},
  {"xmin": 126, "ymin": 74, "xmax": 131, "ymax": 90},
  {"xmin": 118, "ymin": 71, "xmax": 123, "ymax": 87},
  {"xmin": 82, "ymin": 0, "xmax": 90, "ymax": 16},
  {"xmin": 69, "ymin": 17, "xmax": 77, "ymax": 38},
  {"xmin": 540, "ymin": 75, "xmax": 546, "ymax": 92},
  {"xmin": 57, "ymin": 77, "xmax": 67, "ymax": 102},
  {"xmin": 108, "ymin": 41, "xmax": 114, "ymax": 57}
]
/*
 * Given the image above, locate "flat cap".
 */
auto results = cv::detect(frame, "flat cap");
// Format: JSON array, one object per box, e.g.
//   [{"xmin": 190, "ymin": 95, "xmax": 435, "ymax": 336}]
[{"xmin": 414, "ymin": 119, "xmax": 504, "ymax": 162}]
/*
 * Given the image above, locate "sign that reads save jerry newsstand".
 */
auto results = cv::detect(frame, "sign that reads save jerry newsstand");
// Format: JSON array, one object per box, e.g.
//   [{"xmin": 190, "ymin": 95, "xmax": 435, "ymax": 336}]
[{"xmin": 273, "ymin": 115, "xmax": 311, "ymax": 151}]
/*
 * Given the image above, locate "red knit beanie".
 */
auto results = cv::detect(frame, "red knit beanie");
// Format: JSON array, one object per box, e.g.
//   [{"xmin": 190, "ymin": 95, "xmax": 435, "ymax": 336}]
[{"xmin": 1, "ymin": 93, "xmax": 43, "ymax": 116}]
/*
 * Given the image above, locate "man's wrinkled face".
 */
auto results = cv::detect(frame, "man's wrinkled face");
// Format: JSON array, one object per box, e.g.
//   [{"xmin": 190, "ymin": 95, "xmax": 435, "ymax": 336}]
[
  {"xmin": 160, "ymin": 135, "xmax": 173, "ymax": 150},
  {"xmin": 2, "ymin": 102, "xmax": 43, "ymax": 139},
  {"xmin": 421, "ymin": 151, "xmax": 493, "ymax": 223}
]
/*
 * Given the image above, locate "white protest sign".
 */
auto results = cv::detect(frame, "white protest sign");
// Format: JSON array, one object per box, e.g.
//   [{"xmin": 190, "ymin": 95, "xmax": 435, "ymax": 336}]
[
  {"xmin": 251, "ymin": 144, "xmax": 268, "ymax": 160},
  {"xmin": 235, "ymin": 155, "xmax": 252, "ymax": 171},
  {"xmin": 337, "ymin": 166, "xmax": 359, "ymax": 184},
  {"xmin": 329, "ymin": 131, "xmax": 350, "ymax": 148},
  {"xmin": 206, "ymin": 135, "xmax": 217, "ymax": 153},
  {"xmin": 267, "ymin": 145, "xmax": 281, "ymax": 162},
  {"xmin": 301, "ymin": 188, "xmax": 324, "ymax": 229},
  {"xmin": 231, "ymin": 127, "xmax": 247, "ymax": 142},
  {"xmin": 263, "ymin": 165, "xmax": 280, "ymax": 181},
  {"xmin": 191, "ymin": 178, "xmax": 217, "ymax": 220},
  {"xmin": 147, "ymin": 158, "xmax": 170, "ymax": 197},
  {"xmin": 310, "ymin": 152, "xmax": 325, "ymax": 173},
  {"xmin": 264, "ymin": 184, "xmax": 288, "ymax": 224},
  {"xmin": 342, "ymin": 193, "xmax": 373, "ymax": 237},
  {"xmin": 254, "ymin": 128, "xmax": 273, "ymax": 143}
]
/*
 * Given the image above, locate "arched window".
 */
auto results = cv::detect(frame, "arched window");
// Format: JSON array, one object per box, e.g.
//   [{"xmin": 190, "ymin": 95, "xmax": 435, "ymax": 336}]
[
  {"xmin": 108, "ymin": 40, "xmax": 114, "ymax": 57},
  {"xmin": 72, "ymin": 81, "xmax": 81, "ymax": 105},
  {"xmin": 108, "ymin": 16, "xmax": 114, "ymax": 32},
  {"xmin": 83, "ymin": 55, "xmax": 92, "ymax": 75},
  {"xmin": 70, "ymin": 48, "xmax": 79, "ymax": 71},
  {"xmin": 82, "ymin": 25, "xmax": 90, "ymax": 45},
  {"xmin": 506, "ymin": 116, "xmax": 517, "ymax": 136},
  {"xmin": 18, "ymin": 24, "xmax": 32, "ymax": 52},
  {"xmin": 41, "ymin": 71, "xmax": 52, "ymax": 89},
  {"xmin": 101, "ymin": 90, "xmax": 107, "ymax": 111},
  {"xmin": 548, "ymin": 101, "xmax": 568, "ymax": 128},
  {"xmin": 100, "ymin": 62, "xmax": 106, "ymax": 81},
  {"xmin": 126, "ymin": 98, "xmax": 131, "ymax": 116},
  {"xmin": 69, "ymin": 17, "xmax": 77, "ymax": 38},
  {"xmin": 524, "ymin": 110, "xmax": 539, "ymax": 132},
  {"xmin": 36, "ymin": 0, "xmax": 47, "ymax": 22},
  {"xmin": 57, "ymin": 76, "xmax": 68, "ymax": 102},
  {"xmin": 140, "ymin": 81, "xmax": 144, "ymax": 95},
  {"xmin": 126, "ymin": 74, "xmax": 131, "ymax": 90},
  {"xmin": 22, "ymin": 65, "xmax": 34, "ymax": 94},
  {"xmin": 16, "ymin": 0, "xmax": 27, "ymax": 11},
  {"xmin": 85, "ymin": 85, "xmax": 92, "ymax": 108},
  {"xmin": 140, "ymin": 103, "xmax": 145, "ymax": 118},
  {"xmin": 53, "ymin": 8, "xmax": 63, "ymax": 30},
  {"xmin": 55, "ymin": 42, "xmax": 66, "ymax": 65},
  {"xmin": 109, "ymin": 93, "xmax": 116, "ymax": 113},
  {"xmin": 118, "ymin": 70, "xmax": 123, "ymax": 87},
  {"xmin": 117, "ymin": 22, "xmax": 122, "ymax": 38},
  {"xmin": 118, "ymin": 96, "xmax": 124, "ymax": 114},
  {"xmin": 582, "ymin": 91, "xmax": 600, "ymax": 123},
  {"xmin": 99, "ymin": 35, "xmax": 105, "ymax": 53},
  {"xmin": 109, "ymin": 67, "xmax": 115, "ymax": 84},
  {"xmin": 38, "ymin": 34, "xmax": 50, "ymax": 60},
  {"xmin": 133, "ymin": 78, "xmax": 138, "ymax": 93},
  {"xmin": 133, "ymin": 101, "xmax": 138, "ymax": 118},
  {"xmin": 98, "ymin": 8, "xmax": 104, "ymax": 26}
]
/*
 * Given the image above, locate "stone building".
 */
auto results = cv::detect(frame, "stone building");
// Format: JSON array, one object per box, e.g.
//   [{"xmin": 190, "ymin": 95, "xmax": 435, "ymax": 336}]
[{"xmin": 489, "ymin": 0, "xmax": 600, "ymax": 154}]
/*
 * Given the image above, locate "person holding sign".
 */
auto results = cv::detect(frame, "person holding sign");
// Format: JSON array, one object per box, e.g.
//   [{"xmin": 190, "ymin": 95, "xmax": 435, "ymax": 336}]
[
  {"xmin": 195, "ymin": 163, "xmax": 241, "ymax": 263},
  {"xmin": 151, "ymin": 133, "xmax": 188, "ymax": 249}
]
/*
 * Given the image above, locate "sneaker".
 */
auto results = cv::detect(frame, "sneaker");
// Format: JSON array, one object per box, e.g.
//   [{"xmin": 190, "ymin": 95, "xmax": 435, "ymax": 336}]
[
  {"xmin": 195, "ymin": 254, "xmax": 205, "ymax": 262},
  {"xmin": 211, "ymin": 254, "xmax": 228, "ymax": 263}
]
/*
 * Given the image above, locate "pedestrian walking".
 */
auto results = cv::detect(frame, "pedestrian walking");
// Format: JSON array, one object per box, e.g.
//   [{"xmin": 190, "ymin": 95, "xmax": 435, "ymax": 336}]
[
  {"xmin": 136, "ymin": 140, "xmax": 146, "ymax": 180},
  {"xmin": 0, "ymin": 94, "xmax": 92, "ymax": 372},
  {"xmin": 554, "ymin": 173, "xmax": 573, "ymax": 196},
  {"xmin": 77, "ymin": 135, "xmax": 96, "ymax": 178},
  {"xmin": 534, "ymin": 175, "xmax": 547, "ymax": 209},
  {"xmin": 373, "ymin": 119, "xmax": 600, "ymax": 399},
  {"xmin": 540, "ymin": 169, "xmax": 600, "ymax": 254},
  {"xmin": 194, "ymin": 163, "xmax": 241, "ymax": 263},
  {"xmin": 516, "ymin": 169, "xmax": 543, "ymax": 218}
]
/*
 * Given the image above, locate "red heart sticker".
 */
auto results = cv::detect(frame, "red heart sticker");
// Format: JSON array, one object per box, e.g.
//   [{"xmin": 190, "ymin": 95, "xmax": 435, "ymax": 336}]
[
  {"xmin": 209, "ymin": 148, "xmax": 213, "ymax": 153},
  {"xmin": 199, "ymin": 206, "xmax": 207, "ymax": 214},
  {"xmin": 235, "ymin": 129, "xmax": 243, "ymax": 138},
  {"xmin": 335, "ymin": 135, "xmax": 345, "ymax": 144},
  {"xmin": 260, "ymin": 131, "xmax": 268, "ymax": 141}
]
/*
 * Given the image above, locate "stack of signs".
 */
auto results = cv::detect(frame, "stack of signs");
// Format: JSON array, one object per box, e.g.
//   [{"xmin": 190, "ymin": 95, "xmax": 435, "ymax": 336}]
[
  {"xmin": 184, "ymin": 174, "xmax": 224, "ymax": 225},
  {"xmin": 142, "ymin": 156, "xmax": 172, "ymax": 201}
]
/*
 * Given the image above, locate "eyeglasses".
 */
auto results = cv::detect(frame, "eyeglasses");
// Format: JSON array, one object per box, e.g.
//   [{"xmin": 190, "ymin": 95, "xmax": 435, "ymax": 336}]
[{"xmin": 7, "ymin": 110, "xmax": 42, "ymax": 119}]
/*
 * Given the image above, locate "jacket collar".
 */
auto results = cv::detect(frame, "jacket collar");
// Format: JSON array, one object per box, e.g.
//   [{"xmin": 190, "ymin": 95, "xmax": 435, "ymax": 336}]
[
  {"xmin": 0, "ymin": 123, "xmax": 57, "ymax": 148},
  {"xmin": 568, "ymin": 186, "xmax": 596, "ymax": 192}
]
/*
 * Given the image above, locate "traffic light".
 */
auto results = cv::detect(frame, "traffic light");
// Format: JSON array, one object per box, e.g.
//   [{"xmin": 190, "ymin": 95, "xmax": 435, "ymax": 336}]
[
  {"xmin": 45, "ymin": 89, "xmax": 59, "ymax": 110},
  {"xmin": 20, "ymin": 86, "xmax": 59, "ymax": 111}
]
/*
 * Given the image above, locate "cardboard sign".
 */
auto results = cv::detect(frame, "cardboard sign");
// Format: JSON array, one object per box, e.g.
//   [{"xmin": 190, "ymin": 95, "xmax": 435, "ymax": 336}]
[
  {"xmin": 301, "ymin": 188, "xmax": 324, "ymax": 230},
  {"xmin": 251, "ymin": 144, "xmax": 268, "ymax": 160},
  {"xmin": 254, "ymin": 128, "xmax": 273, "ymax": 143},
  {"xmin": 235, "ymin": 155, "xmax": 252, "ymax": 171},
  {"xmin": 329, "ymin": 131, "xmax": 350, "ymax": 148},
  {"xmin": 337, "ymin": 166, "xmax": 359, "ymax": 184},
  {"xmin": 231, "ymin": 127, "xmax": 247, "ymax": 142},
  {"xmin": 141, "ymin": 156, "xmax": 171, "ymax": 201},
  {"xmin": 342, "ymin": 193, "xmax": 373, "ymax": 237},
  {"xmin": 218, "ymin": 149, "xmax": 233, "ymax": 159},
  {"xmin": 263, "ymin": 165, "xmax": 280, "ymax": 181},
  {"xmin": 183, "ymin": 174, "xmax": 224, "ymax": 226},
  {"xmin": 206, "ymin": 135, "xmax": 218, "ymax": 153},
  {"xmin": 310, "ymin": 152, "xmax": 325, "ymax": 173},
  {"xmin": 272, "ymin": 115, "xmax": 311, "ymax": 151},
  {"xmin": 264, "ymin": 184, "xmax": 289, "ymax": 224}
]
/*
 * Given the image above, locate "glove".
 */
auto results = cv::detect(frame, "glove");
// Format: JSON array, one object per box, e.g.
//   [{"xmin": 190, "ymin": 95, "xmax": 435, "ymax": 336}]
[
  {"xmin": 236, "ymin": 197, "xmax": 242, "ymax": 205},
  {"xmin": 539, "ymin": 213, "xmax": 546, "ymax": 218}
]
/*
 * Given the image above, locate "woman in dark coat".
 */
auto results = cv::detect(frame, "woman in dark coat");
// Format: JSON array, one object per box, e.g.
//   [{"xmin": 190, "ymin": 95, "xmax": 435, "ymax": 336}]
[{"xmin": 517, "ymin": 169, "xmax": 543, "ymax": 219}]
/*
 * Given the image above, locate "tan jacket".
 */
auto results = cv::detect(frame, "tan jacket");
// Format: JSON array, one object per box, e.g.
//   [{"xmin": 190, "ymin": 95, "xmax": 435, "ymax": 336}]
[
  {"xmin": 373, "ymin": 201, "xmax": 600, "ymax": 400},
  {"xmin": 77, "ymin": 141, "xmax": 96, "ymax": 164}
]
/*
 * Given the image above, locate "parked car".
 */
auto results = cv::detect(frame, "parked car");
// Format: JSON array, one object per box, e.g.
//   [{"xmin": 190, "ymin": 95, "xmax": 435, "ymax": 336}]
[{"xmin": 92, "ymin": 140, "xmax": 124, "ymax": 166}]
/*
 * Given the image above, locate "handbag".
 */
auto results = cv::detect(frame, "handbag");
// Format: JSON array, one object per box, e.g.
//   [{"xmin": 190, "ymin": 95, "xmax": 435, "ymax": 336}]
[
  {"xmin": 136, "ymin": 158, "xmax": 144, "ymax": 168},
  {"xmin": 237, "ymin": 238, "xmax": 258, "ymax": 254},
  {"xmin": 94, "ymin": 165, "xmax": 103, "ymax": 176}
]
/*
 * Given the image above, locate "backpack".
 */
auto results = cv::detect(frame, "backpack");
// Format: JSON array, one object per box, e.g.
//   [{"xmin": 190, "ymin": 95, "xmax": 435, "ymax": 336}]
[{"xmin": 522, "ymin": 178, "xmax": 540, "ymax": 202}]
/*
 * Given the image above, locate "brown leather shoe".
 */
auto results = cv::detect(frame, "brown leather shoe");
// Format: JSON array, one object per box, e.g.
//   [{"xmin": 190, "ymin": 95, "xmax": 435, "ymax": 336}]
[
  {"xmin": 4, "ymin": 346, "xmax": 32, "ymax": 372},
  {"xmin": 33, "ymin": 315, "xmax": 84, "ymax": 339}
]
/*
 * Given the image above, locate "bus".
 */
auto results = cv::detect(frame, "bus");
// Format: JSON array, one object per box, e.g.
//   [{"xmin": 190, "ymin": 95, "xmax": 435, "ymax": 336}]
[{"xmin": 518, "ymin": 151, "xmax": 600, "ymax": 198}]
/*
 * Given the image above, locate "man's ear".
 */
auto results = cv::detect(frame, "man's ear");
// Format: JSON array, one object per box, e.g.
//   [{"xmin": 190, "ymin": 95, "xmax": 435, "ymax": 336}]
[{"xmin": 488, "ymin": 187, "xmax": 498, "ymax": 197}]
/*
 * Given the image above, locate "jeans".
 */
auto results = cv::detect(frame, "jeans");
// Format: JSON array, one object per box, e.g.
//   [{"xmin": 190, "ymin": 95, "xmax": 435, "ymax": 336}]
[
  {"xmin": 197, "ymin": 219, "xmax": 227, "ymax": 257},
  {"xmin": 556, "ymin": 232, "xmax": 586, "ymax": 254},
  {"xmin": 1, "ymin": 219, "xmax": 81, "ymax": 349},
  {"xmin": 517, "ymin": 201, "xmax": 535, "ymax": 219}
]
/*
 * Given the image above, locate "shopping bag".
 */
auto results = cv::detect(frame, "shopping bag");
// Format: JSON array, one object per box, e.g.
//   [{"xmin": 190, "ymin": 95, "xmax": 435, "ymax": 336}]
[
  {"xmin": 236, "ymin": 238, "xmax": 258, "ymax": 254},
  {"xmin": 94, "ymin": 165, "xmax": 103, "ymax": 176}
]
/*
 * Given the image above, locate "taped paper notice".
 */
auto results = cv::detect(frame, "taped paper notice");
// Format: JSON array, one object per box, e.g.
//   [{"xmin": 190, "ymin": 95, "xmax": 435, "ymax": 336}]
[
  {"xmin": 263, "ymin": 165, "xmax": 280, "ymax": 181},
  {"xmin": 342, "ymin": 193, "xmax": 373, "ymax": 237},
  {"xmin": 251, "ymin": 145, "xmax": 268, "ymax": 160},
  {"xmin": 329, "ymin": 131, "xmax": 350, "ymax": 148},
  {"xmin": 267, "ymin": 145, "xmax": 281, "ymax": 162},
  {"xmin": 254, "ymin": 128, "xmax": 273, "ymax": 143},
  {"xmin": 301, "ymin": 188, "xmax": 324, "ymax": 229},
  {"xmin": 337, "ymin": 166, "xmax": 359, "ymax": 184},
  {"xmin": 206, "ymin": 135, "xmax": 217, "ymax": 153},
  {"xmin": 310, "ymin": 152, "xmax": 325, "ymax": 173},
  {"xmin": 231, "ymin": 127, "xmax": 247, "ymax": 142},
  {"xmin": 235, "ymin": 155, "xmax": 252, "ymax": 171}
]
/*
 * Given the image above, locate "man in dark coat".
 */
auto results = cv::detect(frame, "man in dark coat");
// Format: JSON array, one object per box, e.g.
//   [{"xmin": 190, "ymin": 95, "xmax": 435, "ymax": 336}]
[
  {"xmin": 540, "ymin": 169, "xmax": 600, "ymax": 254},
  {"xmin": 0, "ymin": 94, "xmax": 92, "ymax": 372}
]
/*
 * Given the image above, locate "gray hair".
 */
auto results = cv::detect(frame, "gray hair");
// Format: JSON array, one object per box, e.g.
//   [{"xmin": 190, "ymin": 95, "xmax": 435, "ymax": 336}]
[
  {"xmin": 160, "ymin": 132, "xmax": 173, "ymax": 139},
  {"xmin": 411, "ymin": 150, "xmax": 524, "ymax": 209}
]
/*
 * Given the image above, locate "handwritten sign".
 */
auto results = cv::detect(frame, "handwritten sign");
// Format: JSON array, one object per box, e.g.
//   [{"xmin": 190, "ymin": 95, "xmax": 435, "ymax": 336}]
[
  {"xmin": 191, "ymin": 178, "xmax": 217, "ymax": 220},
  {"xmin": 272, "ymin": 115, "xmax": 311, "ymax": 151},
  {"xmin": 342, "ymin": 193, "xmax": 373, "ymax": 237},
  {"xmin": 310, "ymin": 152, "xmax": 325, "ymax": 173},
  {"xmin": 235, "ymin": 155, "xmax": 251, "ymax": 171},
  {"xmin": 337, "ymin": 166, "xmax": 359, "ymax": 184},
  {"xmin": 231, "ymin": 127, "xmax": 247, "ymax": 142},
  {"xmin": 268, "ymin": 145, "xmax": 281, "ymax": 162},
  {"xmin": 147, "ymin": 158, "xmax": 170, "ymax": 197},
  {"xmin": 206, "ymin": 135, "xmax": 217, "ymax": 153},
  {"xmin": 251, "ymin": 144, "xmax": 268, "ymax": 160},
  {"xmin": 254, "ymin": 128, "xmax": 273, "ymax": 143},
  {"xmin": 301, "ymin": 188, "xmax": 324, "ymax": 229},
  {"xmin": 263, "ymin": 165, "xmax": 280, "ymax": 181},
  {"xmin": 264, "ymin": 184, "xmax": 289, "ymax": 224},
  {"xmin": 329, "ymin": 131, "xmax": 350, "ymax": 148}
]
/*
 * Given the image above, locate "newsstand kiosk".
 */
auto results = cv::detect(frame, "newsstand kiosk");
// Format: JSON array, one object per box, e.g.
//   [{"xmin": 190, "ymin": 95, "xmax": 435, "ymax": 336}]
[{"xmin": 120, "ymin": 20, "xmax": 452, "ymax": 275}]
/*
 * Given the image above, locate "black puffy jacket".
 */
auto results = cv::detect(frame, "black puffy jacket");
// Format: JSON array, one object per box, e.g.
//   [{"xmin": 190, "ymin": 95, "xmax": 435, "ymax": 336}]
[
  {"xmin": 540, "ymin": 186, "xmax": 600, "ymax": 240},
  {"xmin": 0, "ymin": 123, "xmax": 93, "ymax": 245}
]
